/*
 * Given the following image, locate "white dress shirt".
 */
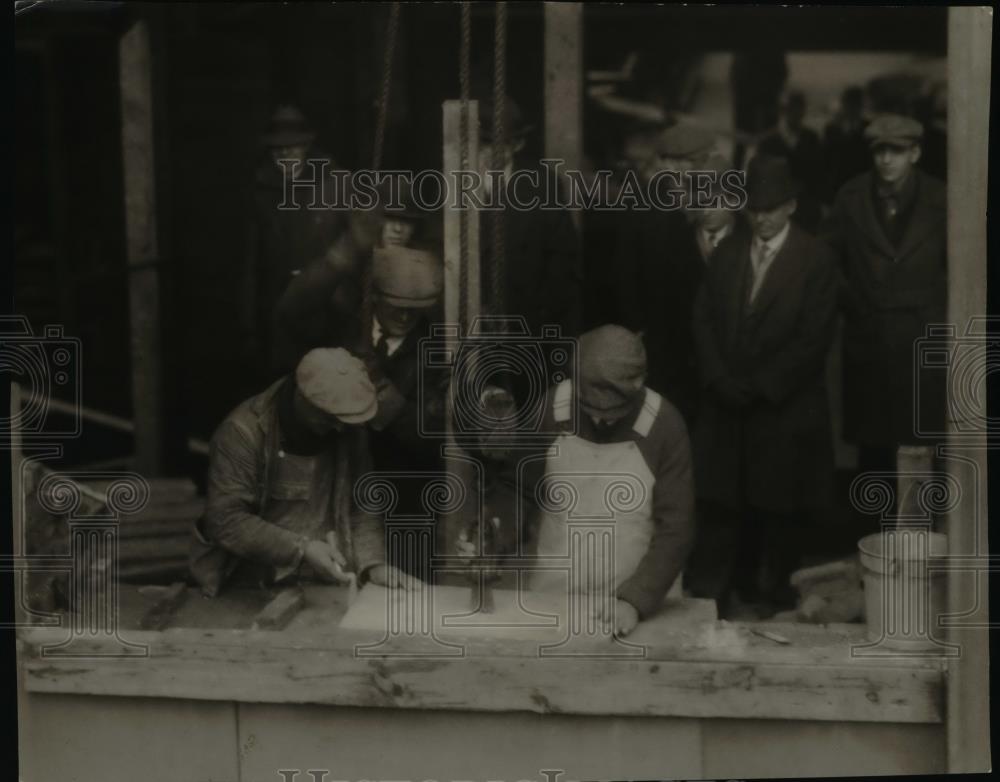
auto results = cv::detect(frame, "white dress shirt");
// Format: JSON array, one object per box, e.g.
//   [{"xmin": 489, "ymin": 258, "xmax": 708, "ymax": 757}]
[{"xmin": 748, "ymin": 221, "xmax": 790, "ymax": 304}]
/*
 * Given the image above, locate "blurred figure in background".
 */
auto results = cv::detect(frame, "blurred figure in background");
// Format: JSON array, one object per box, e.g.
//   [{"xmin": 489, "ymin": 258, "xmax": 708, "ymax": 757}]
[
  {"xmin": 243, "ymin": 105, "xmax": 348, "ymax": 382},
  {"xmin": 730, "ymin": 50, "xmax": 788, "ymax": 167},
  {"xmin": 821, "ymin": 114, "xmax": 946, "ymax": 486},
  {"xmin": 822, "ymin": 86, "xmax": 871, "ymax": 203},
  {"xmin": 757, "ymin": 91, "xmax": 823, "ymax": 233},
  {"xmin": 616, "ymin": 124, "xmax": 717, "ymax": 425}
]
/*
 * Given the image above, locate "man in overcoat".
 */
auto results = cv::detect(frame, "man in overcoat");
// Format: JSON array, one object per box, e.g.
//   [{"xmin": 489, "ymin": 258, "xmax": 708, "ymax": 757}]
[
  {"xmin": 821, "ymin": 114, "xmax": 946, "ymax": 477},
  {"xmin": 687, "ymin": 155, "xmax": 840, "ymax": 614}
]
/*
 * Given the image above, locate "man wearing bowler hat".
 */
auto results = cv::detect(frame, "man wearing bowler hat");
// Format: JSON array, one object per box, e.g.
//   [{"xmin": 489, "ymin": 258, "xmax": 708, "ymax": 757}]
[
  {"xmin": 821, "ymin": 114, "xmax": 946, "ymax": 483},
  {"xmin": 190, "ymin": 347, "xmax": 418, "ymax": 596},
  {"xmin": 688, "ymin": 155, "xmax": 839, "ymax": 616}
]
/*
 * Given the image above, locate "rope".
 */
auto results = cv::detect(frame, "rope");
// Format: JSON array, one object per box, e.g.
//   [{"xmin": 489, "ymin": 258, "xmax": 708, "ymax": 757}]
[
  {"xmin": 490, "ymin": 1, "xmax": 507, "ymax": 316},
  {"xmin": 360, "ymin": 1, "xmax": 401, "ymax": 354},
  {"xmin": 458, "ymin": 1, "xmax": 472, "ymax": 330}
]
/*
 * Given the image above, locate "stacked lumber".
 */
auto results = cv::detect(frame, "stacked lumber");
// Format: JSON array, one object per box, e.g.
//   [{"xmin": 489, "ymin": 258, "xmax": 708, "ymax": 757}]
[{"xmin": 82, "ymin": 477, "xmax": 204, "ymax": 585}]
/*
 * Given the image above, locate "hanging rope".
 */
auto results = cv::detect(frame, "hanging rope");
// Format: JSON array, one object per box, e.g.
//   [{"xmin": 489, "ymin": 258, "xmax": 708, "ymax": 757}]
[
  {"xmin": 490, "ymin": 1, "xmax": 507, "ymax": 316},
  {"xmin": 360, "ymin": 1, "xmax": 401, "ymax": 355},
  {"xmin": 458, "ymin": 1, "xmax": 472, "ymax": 330}
]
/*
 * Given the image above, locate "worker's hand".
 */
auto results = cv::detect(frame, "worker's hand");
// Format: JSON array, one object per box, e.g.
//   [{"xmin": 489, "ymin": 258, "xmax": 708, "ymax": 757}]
[
  {"xmin": 591, "ymin": 598, "xmax": 640, "ymax": 638},
  {"xmin": 303, "ymin": 539, "xmax": 352, "ymax": 584},
  {"xmin": 366, "ymin": 564, "xmax": 423, "ymax": 591},
  {"xmin": 456, "ymin": 530, "xmax": 478, "ymax": 563}
]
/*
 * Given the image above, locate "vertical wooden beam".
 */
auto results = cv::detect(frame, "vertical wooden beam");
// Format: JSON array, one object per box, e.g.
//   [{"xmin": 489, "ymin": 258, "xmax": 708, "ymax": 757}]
[
  {"xmin": 441, "ymin": 99, "xmax": 481, "ymax": 555},
  {"xmin": 543, "ymin": 2, "xmax": 583, "ymax": 230},
  {"xmin": 945, "ymin": 6, "xmax": 991, "ymax": 774},
  {"xmin": 443, "ymin": 100, "xmax": 481, "ymax": 327},
  {"xmin": 119, "ymin": 19, "xmax": 164, "ymax": 476}
]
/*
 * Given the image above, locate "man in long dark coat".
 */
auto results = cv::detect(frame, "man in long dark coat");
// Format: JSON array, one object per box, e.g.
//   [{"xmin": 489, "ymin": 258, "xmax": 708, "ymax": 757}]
[
  {"xmin": 821, "ymin": 114, "xmax": 946, "ymax": 476},
  {"xmin": 687, "ymin": 156, "xmax": 839, "ymax": 615}
]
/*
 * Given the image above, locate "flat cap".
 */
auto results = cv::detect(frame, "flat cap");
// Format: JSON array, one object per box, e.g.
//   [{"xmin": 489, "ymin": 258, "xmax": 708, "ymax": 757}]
[
  {"xmin": 578, "ymin": 325, "xmax": 647, "ymax": 417},
  {"xmin": 655, "ymin": 123, "xmax": 715, "ymax": 159},
  {"xmin": 295, "ymin": 348, "xmax": 377, "ymax": 424},
  {"xmin": 864, "ymin": 114, "xmax": 924, "ymax": 148},
  {"xmin": 373, "ymin": 245, "xmax": 443, "ymax": 308}
]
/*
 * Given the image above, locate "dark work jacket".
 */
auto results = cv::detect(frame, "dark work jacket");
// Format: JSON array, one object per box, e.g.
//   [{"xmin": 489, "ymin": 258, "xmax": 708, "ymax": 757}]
[
  {"xmin": 616, "ymin": 207, "xmax": 705, "ymax": 424},
  {"xmin": 692, "ymin": 223, "xmax": 839, "ymax": 513},
  {"xmin": 821, "ymin": 170, "xmax": 947, "ymax": 446}
]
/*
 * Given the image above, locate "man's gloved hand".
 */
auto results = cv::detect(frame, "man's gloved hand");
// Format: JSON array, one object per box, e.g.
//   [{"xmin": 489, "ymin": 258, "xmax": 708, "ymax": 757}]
[
  {"xmin": 710, "ymin": 377, "xmax": 756, "ymax": 410},
  {"xmin": 591, "ymin": 598, "xmax": 640, "ymax": 637},
  {"xmin": 369, "ymin": 378, "xmax": 407, "ymax": 431}
]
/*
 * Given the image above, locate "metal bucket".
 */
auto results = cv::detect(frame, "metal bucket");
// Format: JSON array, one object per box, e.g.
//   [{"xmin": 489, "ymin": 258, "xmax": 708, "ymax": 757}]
[{"xmin": 857, "ymin": 529, "xmax": 948, "ymax": 650}]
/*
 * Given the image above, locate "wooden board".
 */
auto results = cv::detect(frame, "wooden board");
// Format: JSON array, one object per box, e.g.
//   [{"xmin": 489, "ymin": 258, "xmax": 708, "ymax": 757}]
[{"xmin": 339, "ymin": 583, "xmax": 717, "ymax": 650}]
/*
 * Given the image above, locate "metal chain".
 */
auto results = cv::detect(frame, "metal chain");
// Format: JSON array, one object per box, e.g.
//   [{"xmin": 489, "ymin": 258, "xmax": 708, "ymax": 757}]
[
  {"xmin": 490, "ymin": 1, "xmax": 507, "ymax": 316},
  {"xmin": 360, "ymin": 2, "xmax": 401, "ymax": 355},
  {"xmin": 459, "ymin": 1, "xmax": 472, "ymax": 330}
]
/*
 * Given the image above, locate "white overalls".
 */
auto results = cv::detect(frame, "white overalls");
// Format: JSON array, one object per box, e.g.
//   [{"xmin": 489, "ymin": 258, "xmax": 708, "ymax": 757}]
[{"xmin": 533, "ymin": 380, "xmax": 662, "ymax": 595}]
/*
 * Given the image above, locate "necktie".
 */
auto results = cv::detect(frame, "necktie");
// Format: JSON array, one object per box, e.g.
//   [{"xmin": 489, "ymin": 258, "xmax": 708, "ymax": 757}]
[
  {"xmin": 374, "ymin": 332, "xmax": 389, "ymax": 363},
  {"xmin": 749, "ymin": 240, "xmax": 774, "ymax": 304}
]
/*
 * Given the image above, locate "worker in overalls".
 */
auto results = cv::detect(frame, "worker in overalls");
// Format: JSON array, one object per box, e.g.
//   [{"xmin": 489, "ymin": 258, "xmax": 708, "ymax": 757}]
[
  {"xmin": 530, "ymin": 325, "xmax": 696, "ymax": 636},
  {"xmin": 190, "ymin": 347, "xmax": 418, "ymax": 597}
]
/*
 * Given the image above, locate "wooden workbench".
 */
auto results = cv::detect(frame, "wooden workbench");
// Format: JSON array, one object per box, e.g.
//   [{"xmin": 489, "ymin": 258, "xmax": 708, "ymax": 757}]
[{"xmin": 17, "ymin": 582, "xmax": 947, "ymax": 781}]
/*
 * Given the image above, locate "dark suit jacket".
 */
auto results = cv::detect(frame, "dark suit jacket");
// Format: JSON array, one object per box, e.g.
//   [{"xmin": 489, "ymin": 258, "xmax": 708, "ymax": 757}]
[
  {"xmin": 692, "ymin": 223, "xmax": 839, "ymax": 512},
  {"xmin": 822, "ymin": 170, "xmax": 947, "ymax": 446}
]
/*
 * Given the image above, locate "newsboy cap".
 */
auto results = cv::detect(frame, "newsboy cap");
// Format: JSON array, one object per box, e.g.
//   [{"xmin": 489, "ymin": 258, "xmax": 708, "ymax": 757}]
[
  {"xmin": 655, "ymin": 123, "xmax": 715, "ymax": 159},
  {"xmin": 745, "ymin": 154, "xmax": 799, "ymax": 211},
  {"xmin": 373, "ymin": 245, "xmax": 444, "ymax": 308},
  {"xmin": 864, "ymin": 114, "xmax": 924, "ymax": 148},
  {"xmin": 295, "ymin": 348, "xmax": 377, "ymax": 424},
  {"xmin": 578, "ymin": 325, "xmax": 647, "ymax": 418}
]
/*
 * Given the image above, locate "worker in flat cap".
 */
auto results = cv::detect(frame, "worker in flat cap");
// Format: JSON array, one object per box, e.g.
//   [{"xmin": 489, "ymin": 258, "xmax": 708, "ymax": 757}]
[
  {"xmin": 616, "ymin": 122, "xmax": 720, "ymax": 425},
  {"xmin": 190, "ymin": 347, "xmax": 419, "ymax": 596},
  {"xmin": 821, "ymin": 113, "xmax": 946, "ymax": 496},
  {"xmin": 689, "ymin": 155, "xmax": 839, "ymax": 618},
  {"xmin": 526, "ymin": 324, "xmax": 696, "ymax": 636},
  {"xmin": 241, "ymin": 104, "xmax": 349, "ymax": 393}
]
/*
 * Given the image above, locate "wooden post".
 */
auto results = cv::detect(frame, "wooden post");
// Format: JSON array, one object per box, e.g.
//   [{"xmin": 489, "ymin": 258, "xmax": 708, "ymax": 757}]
[
  {"xmin": 945, "ymin": 6, "xmax": 991, "ymax": 774},
  {"xmin": 119, "ymin": 19, "xmax": 164, "ymax": 476},
  {"xmin": 441, "ymin": 100, "xmax": 481, "ymax": 556},
  {"xmin": 543, "ymin": 2, "xmax": 583, "ymax": 230}
]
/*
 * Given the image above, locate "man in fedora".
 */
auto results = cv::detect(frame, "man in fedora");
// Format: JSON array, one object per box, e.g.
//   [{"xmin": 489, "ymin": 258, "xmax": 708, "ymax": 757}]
[
  {"xmin": 242, "ymin": 105, "xmax": 348, "ymax": 386},
  {"xmin": 688, "ymin": 155, "xmax": 839, "ymax": 616},
  {"xmin": 821, "ymin": 114, "xmax": 946, "ymax": 484},
  {"xmin": 190, "ymin": 347, "xmax": 418, "ymax": 596}
]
